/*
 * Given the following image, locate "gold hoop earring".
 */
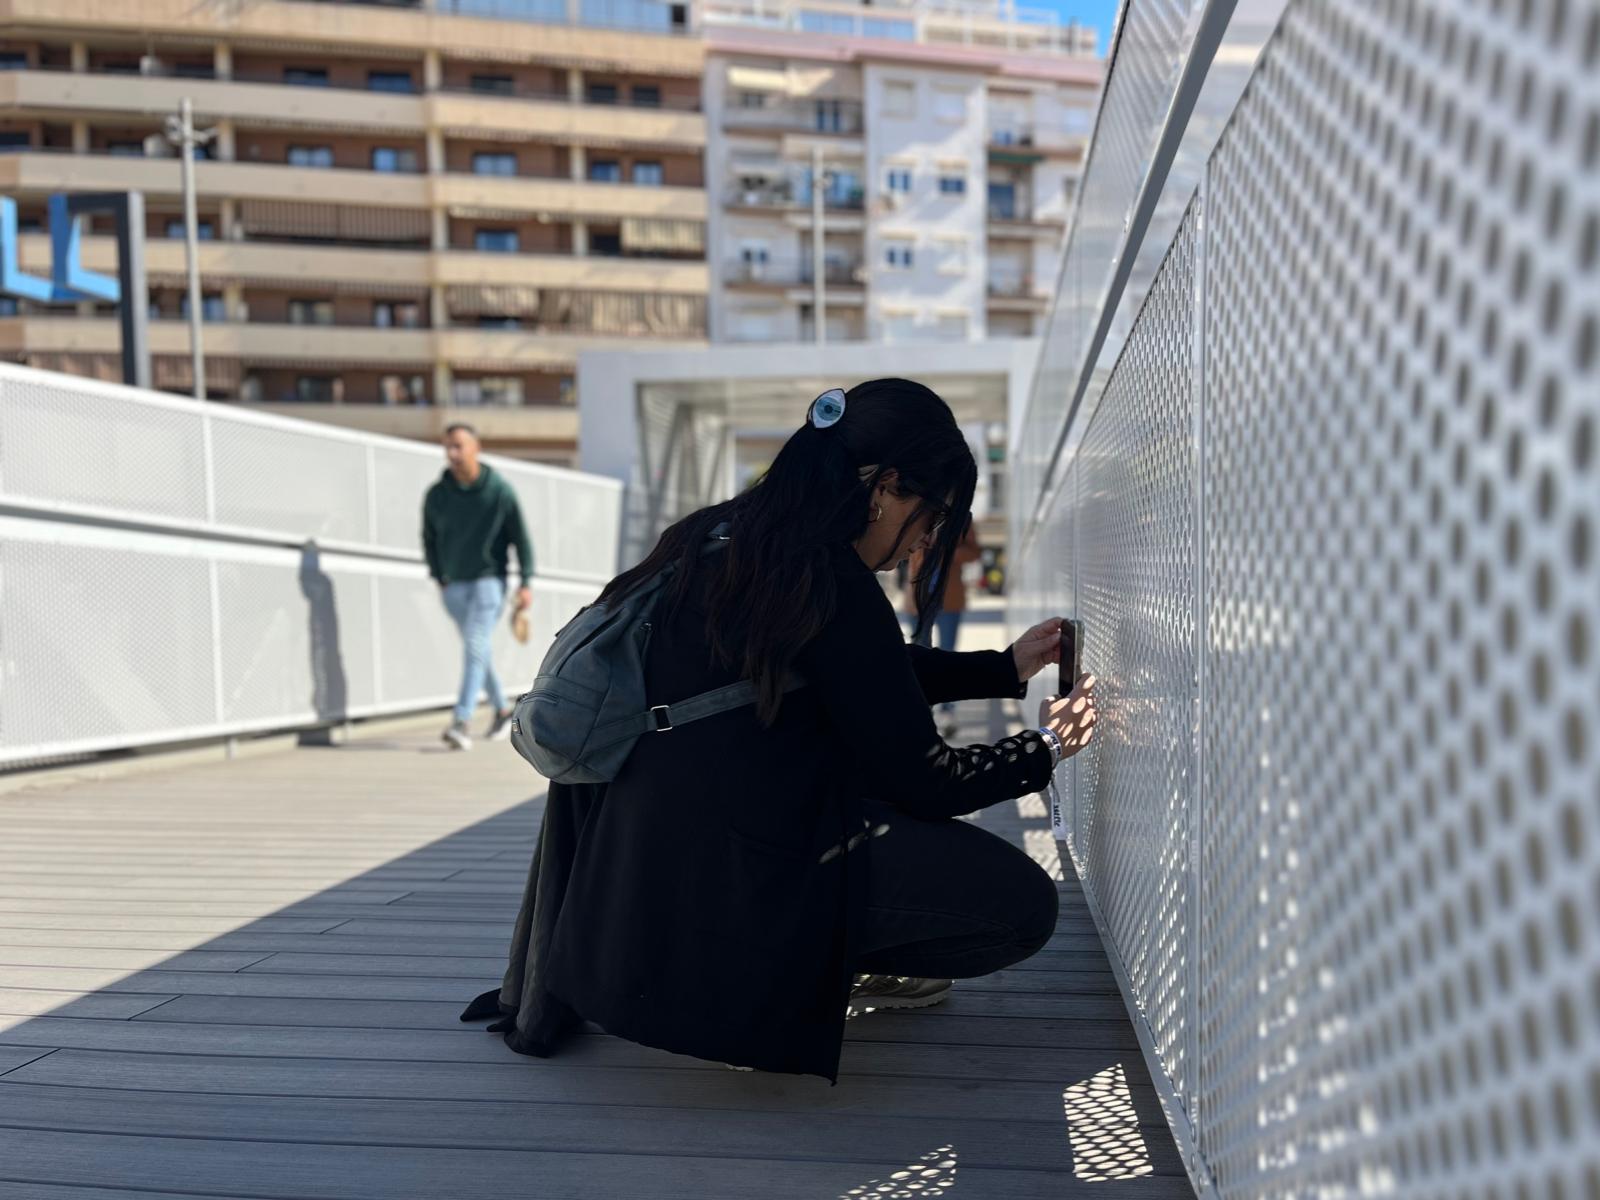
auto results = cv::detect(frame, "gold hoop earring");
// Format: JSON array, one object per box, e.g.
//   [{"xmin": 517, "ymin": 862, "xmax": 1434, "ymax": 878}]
[{"xmin": 869, "ymin": 503, "xmax": 883, "ymax": 523}]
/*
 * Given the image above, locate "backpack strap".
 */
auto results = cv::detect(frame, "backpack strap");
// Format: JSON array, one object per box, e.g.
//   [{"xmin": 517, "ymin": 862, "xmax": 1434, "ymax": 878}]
[{"xmin": 588, "ymin": 671, "xmax": 808, "ymax": 748}]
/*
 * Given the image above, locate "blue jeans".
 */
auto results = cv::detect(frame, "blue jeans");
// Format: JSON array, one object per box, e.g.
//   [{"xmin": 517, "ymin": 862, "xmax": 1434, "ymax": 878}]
[
  {"xmin": 442, "ymin": 577, "xmax": 507, "ymax": 725},
  {"xmin": 909, "ymin": 611, "xmax": 963, "ymax": 715}
]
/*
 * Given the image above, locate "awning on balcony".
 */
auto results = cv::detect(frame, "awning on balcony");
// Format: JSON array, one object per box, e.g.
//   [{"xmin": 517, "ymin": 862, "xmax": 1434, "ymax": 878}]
[
  {"xmin": 727, "ymin": 65, "xmax": 789, "ymax": 92},
  {"xmin": 448, "ymin": 286, "xmax": 705, "ymax": 336},
  {"xmin": 153, "ymin": 354, "xmax": 243, "ymax": 392},
  {"xmin": 729, "ymin": 158, "xmax": 788, "ymax": 179},
  {"xmin": 239, "ymin": 201, "xmax": 431, "ymax": 243},
  {"xmin": 540, "ymin": 290, "xmax": 705, "ymax": 336},
  {"xmin": 20, "ymin": 352, "xmax": 121, "ymax": 384},
  {"xmin": 447, "ymin": 285, "xmax": 543, "ymax": 318},
  {"xmin": 621, "ymin": 218, "xmax": 704, "ymax": 254}
]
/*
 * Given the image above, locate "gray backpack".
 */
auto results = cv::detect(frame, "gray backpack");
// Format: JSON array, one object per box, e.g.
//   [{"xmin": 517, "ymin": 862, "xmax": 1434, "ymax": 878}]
[{"xmin": 508, "ymin": 525, "xmax": 806, "ymax": 784}]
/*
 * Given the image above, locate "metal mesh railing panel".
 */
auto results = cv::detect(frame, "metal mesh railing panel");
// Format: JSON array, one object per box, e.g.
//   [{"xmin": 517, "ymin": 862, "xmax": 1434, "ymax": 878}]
[
  {"xmin": 1013, "ymin": 0, "xmax": 1600, "ymax": 1192},
  {"xmin": 1192, "ymin": 1, "xmax": 1600, "ymax": 1193},
  {"xmin": 1016, "ymin": 0, "xmax": 1200, "ymax": 523},
  {"xmin": 0, "ymin": 363, "xmax": 621, "ymax": 767},
  {"xmin": 210, "ymin": 417, "xmax": 373, "ymax": 544},
  {"xmin": 0, "ymin": 371, "xmax": 209, "ymax": 522},
  {"xmin": 1074, "ymin": 199, "xmax": 1199, "ymax": 1120},
  {"xmin": 0, "ymin": 534, "xmax": 218, "ymax": 752}
]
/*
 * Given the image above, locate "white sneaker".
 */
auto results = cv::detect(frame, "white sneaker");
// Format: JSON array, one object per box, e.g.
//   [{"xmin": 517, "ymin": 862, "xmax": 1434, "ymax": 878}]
[{"xmin": 442, "ymin": 721, "xmax": 472, "ymax": 751}]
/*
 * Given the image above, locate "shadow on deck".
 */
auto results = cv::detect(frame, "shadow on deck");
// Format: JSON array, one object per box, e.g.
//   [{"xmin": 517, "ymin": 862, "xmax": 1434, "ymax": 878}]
[{"xmin": 0, "ymin": 704, "xmax": 1192, "ymax": 1199}]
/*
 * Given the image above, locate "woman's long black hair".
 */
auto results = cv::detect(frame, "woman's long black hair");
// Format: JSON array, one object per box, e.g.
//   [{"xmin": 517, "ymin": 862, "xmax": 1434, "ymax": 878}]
[{"xmin": 596, "ymin": 377, "xmax": 978, "ymax": 725}]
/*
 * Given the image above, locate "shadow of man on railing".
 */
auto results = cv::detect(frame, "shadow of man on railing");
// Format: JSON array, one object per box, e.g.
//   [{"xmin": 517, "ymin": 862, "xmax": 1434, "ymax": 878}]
[{"xmin": 297, "ymin": 539, "xmax": 348, "ymax": 746}]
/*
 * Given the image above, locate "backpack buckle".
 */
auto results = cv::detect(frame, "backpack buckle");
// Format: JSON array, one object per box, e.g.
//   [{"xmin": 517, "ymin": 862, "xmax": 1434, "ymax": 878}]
[{"xmin": 650, "ymin": 705, "xmax": 673, "ymax": 732}]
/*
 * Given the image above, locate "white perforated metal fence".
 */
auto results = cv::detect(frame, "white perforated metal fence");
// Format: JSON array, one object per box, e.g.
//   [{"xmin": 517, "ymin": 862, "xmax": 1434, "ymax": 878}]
[
  {"xmin": 0, "ymin": 363, "xmax": 622, "ymax": 769},
  {"xmin": 1013, "ymin": 0, "xmax": 1600, "ymax": 1196}
]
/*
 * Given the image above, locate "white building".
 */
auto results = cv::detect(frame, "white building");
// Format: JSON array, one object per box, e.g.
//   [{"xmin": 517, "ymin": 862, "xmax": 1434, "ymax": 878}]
[{"xmin": 700, "ymin": 0, "xmax": 1102, "ymax": 346}]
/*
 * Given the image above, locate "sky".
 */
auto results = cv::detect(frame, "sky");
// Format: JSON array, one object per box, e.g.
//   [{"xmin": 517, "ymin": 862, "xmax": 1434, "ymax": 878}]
[{"xmin": 1030, "ymin": 0, "xmax": 1122, "ymax": 55}]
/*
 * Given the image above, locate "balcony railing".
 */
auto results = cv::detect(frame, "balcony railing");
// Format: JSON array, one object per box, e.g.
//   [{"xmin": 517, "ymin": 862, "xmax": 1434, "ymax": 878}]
[
  {"xmin": 0, "ymin": 63, "xmax": 701, "ymax": 112},
  {"xmin": 721, "ymin": 100, "xmax": 865, "ymax": 136},
  {"xmin": 723, "ymin": 259, "xmax": 863, "ymax": 286},
  {"xmin": 723, "ymin": 183, "xmax": 865, "ymax": 211},
  {"xmin": 986, "ymin": 274, "xmax": 1042, "ymax": 297}
]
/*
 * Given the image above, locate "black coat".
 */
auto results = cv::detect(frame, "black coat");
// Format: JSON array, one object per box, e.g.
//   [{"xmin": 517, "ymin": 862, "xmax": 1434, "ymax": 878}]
[{"xmin": 462, "ymin": 541, "xmax": 1055, "ymax": 1081}]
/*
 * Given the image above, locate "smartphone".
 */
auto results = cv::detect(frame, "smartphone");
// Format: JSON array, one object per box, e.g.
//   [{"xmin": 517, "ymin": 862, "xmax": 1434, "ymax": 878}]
[{"xmin": 1058, "ymin": 618, "xmax": 1083, "ymax": 696}]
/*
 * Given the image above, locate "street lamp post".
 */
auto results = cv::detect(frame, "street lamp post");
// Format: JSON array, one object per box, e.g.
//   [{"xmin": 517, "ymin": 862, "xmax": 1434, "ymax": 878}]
[{"xmin": 164, "ymin": 98, "xmax": 215, "ymax": 400}]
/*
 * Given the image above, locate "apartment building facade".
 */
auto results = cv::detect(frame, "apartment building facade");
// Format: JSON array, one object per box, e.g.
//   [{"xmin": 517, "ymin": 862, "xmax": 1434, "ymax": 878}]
[
  {"xmin": 0, "ymin": 0, "xmax": 711, "ymax": 463},
  {"xmin": 0, "ymin": 0, "xmax": 1099, "ymax": 467},
  {"xmin": 702, "ymin": 3, "xmax": 1099, "ymax": 347}
]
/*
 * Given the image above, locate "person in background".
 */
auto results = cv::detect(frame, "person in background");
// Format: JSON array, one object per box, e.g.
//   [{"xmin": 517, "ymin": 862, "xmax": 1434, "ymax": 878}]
[
  {"xmin": 422, "ymin": 422, "xmax": 533, "ymax": 751},
  {"xmin": 904, "ymin": 515, "xmax": 983, "ymax": 735}
]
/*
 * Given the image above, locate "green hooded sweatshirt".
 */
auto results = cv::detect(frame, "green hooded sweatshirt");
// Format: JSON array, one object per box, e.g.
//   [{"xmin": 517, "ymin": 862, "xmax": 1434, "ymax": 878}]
[{"xmin": 421, "ymin": 463, "xmax": 534, "ymax": 588}]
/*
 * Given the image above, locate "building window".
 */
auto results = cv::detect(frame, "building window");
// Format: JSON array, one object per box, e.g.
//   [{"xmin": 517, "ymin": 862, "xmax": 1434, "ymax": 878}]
[
  {"xmin": 882, "ymin": 80, "xmax": 914, "ymax": 118},
  {"xmin": 737, "ymin": 90, "xmax": 767, "ymax": 109},
  {"xmin": 172, "ymin": 62, "xmax": 213, "ymax": 79},
  {"xmin": 0, "ymin": 52, "xmax": 28, "ymax": 70},
  {"xmin": 813, "ymin": 99, "xmax": 846, "ymax": 133},
  {"xmin": 586, "ymin": 82, "xmax": 618, "ymax": 105},
  {"xmin": 885, "ymin": 167, "xmax": 912, "ymax": 194},
  {"xmin": 0, "ymin": 131, "xmax": 29, "ymax": 151},
  {"xmin": 827, "ymin": 169, "xmax": 861, "ymax": 207},
  {"xmin": 987, "ymin": 180, "xmax": 1017, "ymax": 220},
  {"xmin": 453, "ymin": 377, "xmax": 524, "ymax": 406},
  {"xmin": 631, "ymin": 84, "xmax": 661, "ymax": 108},
  {"xmin": 863, "ymin": 17, "xmax": 913, "ymax": 39},
  {"xmin": 178, "ymin": 295, "xmax": 226, "ymax": 321},
  {"xmin": 474, "ymin": 228, "xmax": 519, "ymax": 253},
  {"xmin": 0, "ymin": 296, "xmax": 18, "ymax": 316},
  {"xmin": 165, "ymin": 219, "xmax": 215, "ymax": 240},
  {"xmin": 105, "ymin": 140, "xmax": 145, "ymax": 157},
  {"xmin": 799, "ymin": 11, "xmax": 853, "ymax": 34},
  {"xmin": 477, "ymin": 316, "xmax": 521, "ymax": 330},
  {"xmin": 288, "ymin": 298, "xmax": 334, "ymax": 326},
  {"xmin": 295, "ymin": 375, "xmax": 336, "ymax": 403},
  {"xmin": 471, "ymin": 73, "xmax": 515, "ymax": 95},
  {"xmin": 588, "ymin": 159, "xmax": 622, "ymax": 183},
  {"xmin": 936, "ymin": 311, "xmax": 968, "ymax": 339},
  {"xmin": 589, "ymin": 229, "xmax": 622, "ymax": 255},
  {"xmin": 367, "ymin": 70, "xmax": 414, "ymax": 93},
  {"xmin": 371, "ymin": 146, "xmax": 418, "ymax": 173},
  {"xmin": 374, "ymin": 300, "xmax": 421, "ymax": 328},
  {"xmin": 935, "ymin": 87, "xmax": 966, "ymax": 122},
  {"xmin": 740, "ymin": 243, "xmax": 769, "ymax": 264},
  {"xmin": 472, "ymin": 152, "xmax": 517, "ymax": 177},
  {"xmin": 379, "ymin": 374, "xmax": 424, "ymax": 404},
  {"xmin": 632, "ymin": 161, "xmax": 663, "ymax": 186},
  {"xmin": 884, "ymin": 239, "xmax": 914, "ymax": 269},
  {"xmin": 938, "ymin": 174, "xmax": 967, "ymax": 195},
  {"xmin": 288, "ymin": 145, "xmax": 335, "ymax": 168},
  {"xmin": 283, "ymin": 67, "xmax": 329, "ymax": 87}
]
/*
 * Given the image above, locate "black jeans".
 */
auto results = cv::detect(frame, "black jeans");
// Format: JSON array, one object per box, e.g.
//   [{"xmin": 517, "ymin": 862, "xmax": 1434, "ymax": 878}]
[{"xmin": 854, "ymin": 799, "xmax": 1059, "ymax": 979}]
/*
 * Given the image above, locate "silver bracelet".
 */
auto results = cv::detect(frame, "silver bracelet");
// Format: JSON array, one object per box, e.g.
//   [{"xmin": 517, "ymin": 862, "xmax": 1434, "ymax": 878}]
[{"xmin": 1034, "ymin": 726, "xmax": 1063, "ymax": 766}]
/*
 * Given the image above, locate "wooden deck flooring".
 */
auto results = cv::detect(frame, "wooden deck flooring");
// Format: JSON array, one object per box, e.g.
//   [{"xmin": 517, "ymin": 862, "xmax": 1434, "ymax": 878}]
[{"xmin": 0, "ymin": 707, "xmax": 1192, "ymax": 1199}]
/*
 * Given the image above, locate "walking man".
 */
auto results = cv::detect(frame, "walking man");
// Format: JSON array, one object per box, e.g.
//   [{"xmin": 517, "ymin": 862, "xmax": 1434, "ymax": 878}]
[{"xmin": 422, "ymin": 422, "xmax": 533, "ymax": 751}]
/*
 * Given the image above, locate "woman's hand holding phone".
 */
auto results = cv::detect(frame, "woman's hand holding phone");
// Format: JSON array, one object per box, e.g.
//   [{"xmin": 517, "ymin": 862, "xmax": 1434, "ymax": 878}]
[{"xmin": 1038, "ymin": 673, "xmax": 1097, "ymax": 758}]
